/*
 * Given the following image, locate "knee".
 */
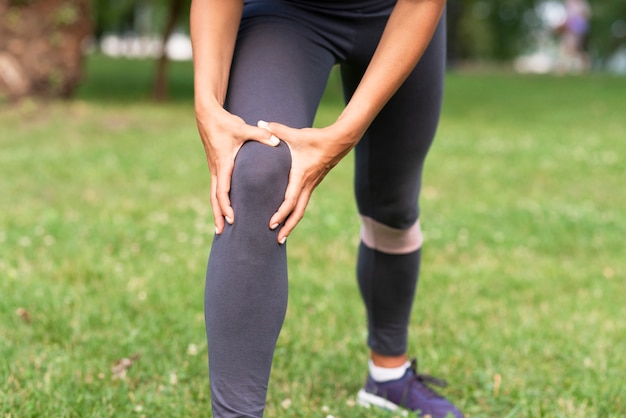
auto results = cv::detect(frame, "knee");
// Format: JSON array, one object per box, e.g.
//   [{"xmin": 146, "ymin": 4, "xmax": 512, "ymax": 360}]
[{"xmin": 231, "ymin": 141, "xmax": 291, "ymax": 204}]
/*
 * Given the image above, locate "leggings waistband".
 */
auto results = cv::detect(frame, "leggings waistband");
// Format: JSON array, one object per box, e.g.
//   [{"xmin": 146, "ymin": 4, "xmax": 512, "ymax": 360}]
[{"xmin": 244, "ymin": 0, "xmax": 397, "ymax": 17}]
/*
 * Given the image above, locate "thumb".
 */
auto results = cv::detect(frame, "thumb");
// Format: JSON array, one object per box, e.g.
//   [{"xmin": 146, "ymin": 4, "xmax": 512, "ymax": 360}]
[
  {"xmin": 261, "ymin": 120, "xmax": 294, "ymax": 140},
  {"xmin": 252, "ymin": 120, "xmax": 281, "ymax": 146}
]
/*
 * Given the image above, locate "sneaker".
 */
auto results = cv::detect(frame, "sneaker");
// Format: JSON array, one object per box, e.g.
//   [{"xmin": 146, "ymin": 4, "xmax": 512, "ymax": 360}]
[{"xmin": 357, "ymin": 358, "xmax": 464, "ymax": 418}]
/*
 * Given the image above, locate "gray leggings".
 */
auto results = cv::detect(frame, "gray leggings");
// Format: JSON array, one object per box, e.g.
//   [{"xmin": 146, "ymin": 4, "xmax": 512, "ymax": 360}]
[{"xmin": 205, "ymin": 1, "xmax": 446, "ymax": 416}]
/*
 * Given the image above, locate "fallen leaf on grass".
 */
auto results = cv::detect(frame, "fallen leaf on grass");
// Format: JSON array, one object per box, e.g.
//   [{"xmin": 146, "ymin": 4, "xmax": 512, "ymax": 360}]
[
  {"xmin": 111, "ymin": 353, "xmax": 142, "ymax": 380},
  {"xmin": 187, "ymin": 343, "xmax": 199, "ymax": 356},
  {"xmin": 493, "ymin": 373, "xmax": 502, "ymax": 397},
  {"xmin": 16, "ymin": 307, "xmax": 31, "ymax": 323}
]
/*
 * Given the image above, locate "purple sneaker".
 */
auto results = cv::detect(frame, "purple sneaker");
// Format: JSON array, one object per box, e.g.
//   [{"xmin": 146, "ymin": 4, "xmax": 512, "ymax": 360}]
[{"xmin": 357, "ymin": 359, "xmax": 464, "ymax": 418}]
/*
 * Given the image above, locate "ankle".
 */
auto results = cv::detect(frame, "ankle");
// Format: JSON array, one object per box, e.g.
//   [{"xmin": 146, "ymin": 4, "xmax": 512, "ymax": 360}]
[
  {"xmin": 368, "ymin": 359, "xmax": 409, "ymax": 382},
  {"xmin": 370, "ymin": 352, "xmax": 408, "ymax": 368}
]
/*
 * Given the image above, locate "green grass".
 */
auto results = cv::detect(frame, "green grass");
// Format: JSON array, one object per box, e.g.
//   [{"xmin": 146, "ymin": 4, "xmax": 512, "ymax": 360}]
[{"xmin": 1, "ymin": 55, "xmax": 625, "ymax": 417}]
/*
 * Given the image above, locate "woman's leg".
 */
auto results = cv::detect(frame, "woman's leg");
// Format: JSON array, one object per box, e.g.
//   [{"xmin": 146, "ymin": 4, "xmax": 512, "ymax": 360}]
[
  {"xmin": 341, "ymin": 14, "xmax": 446, "ymax": 361},
  {"xmin": 345, "ymin": 16, "xmax": 465, "ymax": 418},
  {"xmin": 204, "ymin": 11, "xmax": 335, "ymax": 417}
]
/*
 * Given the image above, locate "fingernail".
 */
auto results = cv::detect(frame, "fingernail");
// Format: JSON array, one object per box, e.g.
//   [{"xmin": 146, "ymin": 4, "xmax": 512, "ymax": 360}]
[
  {"xmin": 258, "ymin": 120, "xmax": 268, "ymax": 128},
  {"xmin": 279, "ymin": 236, "xmax": 287, "ymax": 245},
  {"xmin": 215, "ymin": 226, "xmax": 219, "ymax": 234},
  {"xmin": 270, "ymin": 223, "xmax": 279, "ymax": 230},
  {"xmin": 225, "ymin": 216, "xmax": 233, "ymax": 224},
  {"xmin": 270, "ymin": 135, "xmax": 280, "ymax": 146}
]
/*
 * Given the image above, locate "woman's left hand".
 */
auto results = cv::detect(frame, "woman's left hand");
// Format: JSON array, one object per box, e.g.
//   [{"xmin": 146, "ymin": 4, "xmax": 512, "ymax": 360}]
[{"xmin": 261, "ymin": 121, "xmax": 360, "ymax": 244}]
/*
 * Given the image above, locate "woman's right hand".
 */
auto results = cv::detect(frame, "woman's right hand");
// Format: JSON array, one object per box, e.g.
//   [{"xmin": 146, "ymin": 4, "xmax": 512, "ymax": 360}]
[{"xmin": 195, "ymin": 101, "xmax": 280, "ymax": 234}]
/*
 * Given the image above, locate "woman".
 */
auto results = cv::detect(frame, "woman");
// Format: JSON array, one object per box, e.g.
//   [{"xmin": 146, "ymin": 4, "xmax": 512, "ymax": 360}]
[
  {"xmin": 190, "ymin": 0, "xmax": 464, "ymax": 416},
  {"xmin": 557, "ymin": 0, "xmax": 591, "ymax": 72}
]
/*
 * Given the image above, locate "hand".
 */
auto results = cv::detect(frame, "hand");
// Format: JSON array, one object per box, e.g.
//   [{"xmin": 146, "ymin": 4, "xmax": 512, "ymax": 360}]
[
  {"xmin": 262, "ymin": 121, "xmax": 360, "ymax": 244},
  {"xmin": 196, "ymin": 103, "xmax": 280, "ymax": 233}
]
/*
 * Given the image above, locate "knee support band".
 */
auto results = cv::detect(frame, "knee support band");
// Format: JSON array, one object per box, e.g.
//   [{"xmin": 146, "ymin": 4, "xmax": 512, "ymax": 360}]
[{"xmin": 360, "ymin": 215, "xmax": 423, "ymax": 255}]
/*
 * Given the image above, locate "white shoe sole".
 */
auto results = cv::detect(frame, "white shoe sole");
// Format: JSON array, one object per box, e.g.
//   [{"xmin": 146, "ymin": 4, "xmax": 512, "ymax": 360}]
[{"xmin": 357, "ymin": 389, "xmax": 409, "ymax": 416}]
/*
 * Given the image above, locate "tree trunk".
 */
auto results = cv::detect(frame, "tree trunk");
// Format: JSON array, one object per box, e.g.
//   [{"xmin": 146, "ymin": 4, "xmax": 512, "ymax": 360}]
[
  {"xmin": 0, "ymin": 0, "xmax": 92, "ymax": 100},
  {"xmin": 153, "ymin": 0, "xmax": 185, "ymax": 102},
  {"xmin": 445, "ymin": 0, "xmax": 464, "ymax": 68}
]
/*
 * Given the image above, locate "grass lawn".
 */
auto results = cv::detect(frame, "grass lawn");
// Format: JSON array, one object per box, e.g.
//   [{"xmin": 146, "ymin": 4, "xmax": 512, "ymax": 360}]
[{"xmin": 1, "ymin": 55, "xmax": 625, "ymax": 417}]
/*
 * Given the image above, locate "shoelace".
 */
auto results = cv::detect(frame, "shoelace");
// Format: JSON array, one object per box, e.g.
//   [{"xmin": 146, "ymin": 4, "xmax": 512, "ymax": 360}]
[{"xmin": 409, "ymin": 358, "xmax": 448, "ymax": 399}]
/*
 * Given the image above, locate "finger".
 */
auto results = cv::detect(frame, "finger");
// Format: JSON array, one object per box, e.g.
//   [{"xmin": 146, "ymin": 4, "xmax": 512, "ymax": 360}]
[
  {"xmin": 277, "ymin": 192, "xmax": 310, "ymax": 244},
  {"xmin": 251, "ymin": 120, "xmax": 280, "ymax": 146},
  {"xmin": 269, "ymin": 198, "xmax": 296, "ymax": 232},
  {"xmin": 211, "ymin": 195, "xmax": 225, "ymax": 234},
  {"xmin": 268, "ymin": 175, "xmax": 302, "ymax": 230},
  {"xmin": 263, "ymin": 121, "xmax": 292, "ymax": 139},
  {"xmin": 210, "ymin": 177, "xmax": 225, "ymax": 234},
  {"xmin": 216, "ymin": 165, "xmax": 235, "ymax": 225}
]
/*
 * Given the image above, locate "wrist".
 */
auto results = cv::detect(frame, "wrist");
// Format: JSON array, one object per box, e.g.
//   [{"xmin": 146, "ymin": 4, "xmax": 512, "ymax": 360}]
[
  {"xmin": 194, "ymin": 94, "xmax": 224, "ymax": 118},
  {"xmin": 334, "ymin": 109, "xmax": 371, "ymax": 144}
]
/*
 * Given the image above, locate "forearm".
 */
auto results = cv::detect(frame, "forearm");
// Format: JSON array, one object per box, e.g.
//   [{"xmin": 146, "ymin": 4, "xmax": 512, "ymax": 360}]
[
  {"xmin": 338, "ymin": 0, "xmax": 446, "ymax": 137},
  {"xmin": 190, "ymin": 0, "xmax": 243, "ymax": 112}
]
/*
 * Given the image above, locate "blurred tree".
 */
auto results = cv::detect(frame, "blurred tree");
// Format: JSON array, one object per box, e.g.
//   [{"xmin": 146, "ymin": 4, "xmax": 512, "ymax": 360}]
[
  {"xmin": 447, "ymin": 0, "xmax": 626, "ymax": 65},
  {"xmin": 587, "ymin": 1, "xmax": 626, "ymax": 61},
  {"xmin": 91, "ymin": 0, "xmax": 137, "ymax": 40},
  {"xmin": 447, "ymin": 0, "xmax": 537, "ymax": 63},
  {"xmin": 488, "ymin": 0, "xmax": 537, "ymax": 60},
  {"xmin": 91, "ymin": 0, "xmax": 189, "ymax": 40},
  {"xmin": 2, "ymin": 0, "xmax": 622, "ymax": 102},
  {"xmin": 0, "ymin": 0, "xmax": 191, "ymax": 100},
  {"xmin": 153, "ymin": 0, "xmax": 187, "ymax": 101},
  {"xmin": 0, "ymin": 0, "xmax": 92, "ymax": 99},
  {"xmin": 91, "ymin": 0, "xmax": 190, "ymax": 100}
]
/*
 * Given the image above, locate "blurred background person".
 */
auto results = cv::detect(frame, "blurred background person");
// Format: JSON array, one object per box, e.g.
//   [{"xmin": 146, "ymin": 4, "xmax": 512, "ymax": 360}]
[{"xmin": 556, "ymin": 0, "xmax": 592, "ymax": 72}]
